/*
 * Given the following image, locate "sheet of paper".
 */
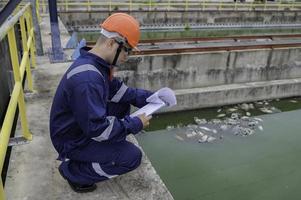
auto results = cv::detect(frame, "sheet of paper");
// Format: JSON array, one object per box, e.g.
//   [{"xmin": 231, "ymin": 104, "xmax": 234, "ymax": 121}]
[
  {"xmin": 146, "ymin": 87, "xmax": 177, "ymax": 107},
  {"xmin": 130, "ymin": 87, "xmax": 177, "ymax": 117},
  {"xmin": 130, "ymin": 101, "xmax": 165, "ymax": 117}
]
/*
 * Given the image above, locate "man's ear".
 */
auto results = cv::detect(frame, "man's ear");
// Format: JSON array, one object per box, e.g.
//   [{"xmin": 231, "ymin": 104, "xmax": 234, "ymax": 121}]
[{"xmin": 106, "ymin": 38, "xmax": 115, "ymax": 49}]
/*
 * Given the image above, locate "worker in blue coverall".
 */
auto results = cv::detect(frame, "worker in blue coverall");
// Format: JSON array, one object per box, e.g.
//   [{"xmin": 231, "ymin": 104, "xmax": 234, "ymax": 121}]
[{"xmin": 50, "ymin": 13, "xmax": 153, "ymax": 193}]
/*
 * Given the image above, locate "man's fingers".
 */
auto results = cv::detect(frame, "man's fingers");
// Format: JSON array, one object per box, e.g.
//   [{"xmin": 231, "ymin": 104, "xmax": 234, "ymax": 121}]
[{"xmin": 137, "ymin": 113, "xmax": 152, "ymax": 127}]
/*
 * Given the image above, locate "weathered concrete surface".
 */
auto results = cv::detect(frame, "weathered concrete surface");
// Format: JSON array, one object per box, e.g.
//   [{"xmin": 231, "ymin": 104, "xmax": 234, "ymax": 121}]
[
  {"xmin": 168, "ymin": 78, "xmax": 301, "ymax": 112},
  {"xmin": 58, "ymin": 10, "xmax": 301, "ymax": 31},
  {"xmin": 118, "ymin": 48, "xmax": 301, "ymax": 90},
  {"xmin": 4, "ymin": 14, "xmax": 173, "ymax": 200}
]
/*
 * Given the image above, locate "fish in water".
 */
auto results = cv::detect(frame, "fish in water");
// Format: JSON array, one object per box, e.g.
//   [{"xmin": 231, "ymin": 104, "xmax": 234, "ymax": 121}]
[
  {"xmin": 240, "ymin": 103, "xmax": 249, "ymax": 111},
  {"xmin": 225, "ymin": 118, "xmax": 239, "ymax": 125},
  {"xmin": 231, "ymin": 113, "xmax": 239, "ymax": 120},
  {"xmin": 207, "ymin": 136, "xmax": 216, "ymax": 142},
  {"xmin": 220, "ymin": 124, "xmax": 229, "ymax": 131},
  {"xmin": 186, "ymin": 130, "xmax": 197, "ymax": 138},
  {"xmin": 166, "ymin": 125, "xmax": 175, "ymax": 130},
  {"xmin": 258, "ymin": 126, "xmax": 263, "ymax": 131},
  {"xmin": 228, "ymin": 108, "xmax": 238, "ymax": 112},
  {"xmin": 241, "ymin": 116, "xmax": 250, "ymax": 120},
  {"xmin": 198, "ymin": 135, "xmax": 216, "ymax": 143},
  {"xmin": 217, "ymin": 113, "xmax": 226, "ymax": 118},
  {"xmin": 212, "ymin": 119, "xmax": 222, "ymax": 124},
  {"xmin": 194, "ymin": 117, "xmax": 207, "ymax": 125},
  {"xmin": 199, "ymin": 126, "xmax": 212, "ymax": 132},
  {"xmin": 198, "ymin": 135, "xmax": 208, "ymax": 143},
  {"xmin": 248, "ymin": 121, "xmax": 257, "ymax": 127},
  {"xmin": 197, "ymin": 131, "xmax": 205, "ymax": 137},
  {"xmin": 199, "ymin": 126, "xmax": 217, "ymax": 134},
  {"xmin": 253, "ymin": 117, "xmax": 263, "ymax": 122},
  {"xmin": 249, "ymin": 103, "xmax": 255, "ymax": 109},
  {"xmin": 260, "ymin": 107, "xmax": 273, "ymax": 114}
]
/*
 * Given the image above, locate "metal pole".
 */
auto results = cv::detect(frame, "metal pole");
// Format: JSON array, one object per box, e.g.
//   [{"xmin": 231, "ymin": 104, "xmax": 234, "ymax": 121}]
[
  {"xmin": 48, "ymin": 0, "xmax": 64, "ymax": 62},
  {"xmin": 0, "ymin": 0, "xmax": 22, "ymax": 26},
  {"xmin": 30, "ymin": 0, "xmax": 43, "ymax": 56}
]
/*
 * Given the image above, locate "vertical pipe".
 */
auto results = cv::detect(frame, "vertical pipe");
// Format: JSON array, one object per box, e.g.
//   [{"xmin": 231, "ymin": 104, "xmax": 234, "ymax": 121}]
[
  {"xmin": 18, "ymin": 88, "xmax": 32, "ymax": 141},
  {"xmin": 48, "ymin": 0, "xmax": 64, "ymax": 62},
  {"xmin": 7, "ymin": 27, "xmax": 21, "ymax": 82},
  {"xmin": 20, "ymin": 16, "xmax": 33, "ymax": 91},
  {"xmin": 26, "ymin": 10, "xmax": 37, "ymax": 68},
  {"xmin": 30, "ymin": 0, "xmax": 44, "ymax": 56}
]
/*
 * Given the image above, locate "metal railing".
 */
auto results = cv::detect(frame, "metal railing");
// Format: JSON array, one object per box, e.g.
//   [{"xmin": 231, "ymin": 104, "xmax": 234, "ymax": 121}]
[
  {"xmin": 37, "ymin": 0, "xmax": 301, "ymax": 12},
  {"xmin": 0, "ymin": 0, "xmax": 41, "ymax": 22},
  {"xmin": 0, "ymin": 3, "xmax": 35, "ymax": 199}
]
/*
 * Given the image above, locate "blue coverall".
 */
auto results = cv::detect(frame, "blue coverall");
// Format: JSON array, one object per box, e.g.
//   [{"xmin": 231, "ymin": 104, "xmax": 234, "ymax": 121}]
[{"xmin": 50, "ymin": 47, "xmax": 153, "ymax": 185}]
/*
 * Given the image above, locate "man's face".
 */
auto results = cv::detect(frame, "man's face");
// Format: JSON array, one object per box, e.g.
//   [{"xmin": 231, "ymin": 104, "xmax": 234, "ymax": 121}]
[{"xmin": 107, "ymin": 38, "xmax": 132, "ymax": 65}]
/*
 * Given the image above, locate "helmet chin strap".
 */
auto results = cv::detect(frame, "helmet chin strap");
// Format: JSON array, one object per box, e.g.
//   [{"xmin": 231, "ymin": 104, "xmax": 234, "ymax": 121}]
[
  {"xmin": 111, "ymin": 42, "xmax": 123, "ymax": 66},
  {"xmin": 109, "ymin": 42, "xmax": 123, "ymax": 80}
]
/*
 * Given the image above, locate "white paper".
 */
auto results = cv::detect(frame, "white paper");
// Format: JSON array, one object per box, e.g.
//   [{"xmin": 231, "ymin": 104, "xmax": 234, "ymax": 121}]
[
  {"xmin": 130, "ymin": 101, "xmax": 165, "ymax": 117},
  {"xmin": 130, "ymin": 87, "xmax": 176, "ymax": 117}
]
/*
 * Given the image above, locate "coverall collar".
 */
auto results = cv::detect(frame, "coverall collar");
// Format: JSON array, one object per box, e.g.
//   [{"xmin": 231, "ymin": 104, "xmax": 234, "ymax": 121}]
[{"xmin": 79, "ymin": 46, "xmax": 110, "ymax": 74}]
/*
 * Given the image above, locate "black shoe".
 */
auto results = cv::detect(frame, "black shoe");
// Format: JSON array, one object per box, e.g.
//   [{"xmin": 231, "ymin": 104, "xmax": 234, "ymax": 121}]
[{"xmin": 58, "ymin": 166, "xmax": 97, "ymax": 193}]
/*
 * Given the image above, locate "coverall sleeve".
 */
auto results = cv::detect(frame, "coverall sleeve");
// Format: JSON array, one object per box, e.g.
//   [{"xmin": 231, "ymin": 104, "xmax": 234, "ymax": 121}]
[
  {"xmin": 69, "ymin": 82, "xmax": 143, "ymax": 142},
  {"xmin": 109, "ymin": 78, "xmax": 153, "ymax": 108}
]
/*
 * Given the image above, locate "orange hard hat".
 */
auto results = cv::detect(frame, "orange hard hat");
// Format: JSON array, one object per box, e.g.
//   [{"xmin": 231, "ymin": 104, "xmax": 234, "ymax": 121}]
[{"xmin": 100, "ymin": 13, "xmax": 140, "ymax": 49}]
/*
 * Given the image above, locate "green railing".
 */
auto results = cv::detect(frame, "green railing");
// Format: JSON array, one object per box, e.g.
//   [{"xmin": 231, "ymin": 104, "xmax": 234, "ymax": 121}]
[{"xmin": 0, "ymin": 3, "xmax": 36, "ymax": 199}]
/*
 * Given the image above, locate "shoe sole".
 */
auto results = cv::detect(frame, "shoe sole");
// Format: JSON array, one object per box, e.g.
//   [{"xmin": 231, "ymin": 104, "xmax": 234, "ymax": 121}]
[{"xmin": 58, "ymin": 165, "xmax": 97, "ymax": 193}]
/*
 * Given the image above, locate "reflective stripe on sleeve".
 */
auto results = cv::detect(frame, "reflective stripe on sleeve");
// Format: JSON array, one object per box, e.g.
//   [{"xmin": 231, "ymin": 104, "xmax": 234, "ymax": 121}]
[
  {"xmin": 67, "ymin": 64, "xmax": 104, "ymax": 79},
  {"xmin": 91, "ymin": 116, "xmax": 115, "ymax": 142},
  {"xmin": 110, "ymin": 83, "xmax": 128, "ymax": 103}
]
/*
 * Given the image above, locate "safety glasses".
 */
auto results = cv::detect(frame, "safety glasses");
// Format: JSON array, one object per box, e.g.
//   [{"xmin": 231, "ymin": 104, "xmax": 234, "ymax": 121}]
[{"xmin": 113, "ymin": 38, "xmax": 132, "ymax": 54}]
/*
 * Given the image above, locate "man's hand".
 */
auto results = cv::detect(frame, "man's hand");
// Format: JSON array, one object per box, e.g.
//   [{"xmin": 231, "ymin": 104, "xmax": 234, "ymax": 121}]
[{"xmin": 138, "ymin": 113, "xmax": 152, "ymax": 128}]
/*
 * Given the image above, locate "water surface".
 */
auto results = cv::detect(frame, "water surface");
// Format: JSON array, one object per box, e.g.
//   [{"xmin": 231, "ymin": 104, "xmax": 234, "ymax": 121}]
[{"xmin": 137, "ymin": 105, "xmax": 301, "ymax": 200}]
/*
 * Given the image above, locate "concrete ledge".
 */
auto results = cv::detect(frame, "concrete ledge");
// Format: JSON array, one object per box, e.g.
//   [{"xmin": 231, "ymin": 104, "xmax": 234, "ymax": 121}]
[{"xmin": 164, "ymin": 78, "xmax": 301, "ymax": 112}]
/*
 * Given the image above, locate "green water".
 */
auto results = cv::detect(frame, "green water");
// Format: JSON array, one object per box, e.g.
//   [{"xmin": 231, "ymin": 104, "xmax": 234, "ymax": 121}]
[
  {"xmin": 136, "ymin": 100, "xmax": 301, "ymax": 200},
  {"xmin": 146, "ymin": 97, "xmax": 301, "ymax": 131},
  {"xmin": 77, "ymin": 28, "xmax": 301, "ymax": 43}
]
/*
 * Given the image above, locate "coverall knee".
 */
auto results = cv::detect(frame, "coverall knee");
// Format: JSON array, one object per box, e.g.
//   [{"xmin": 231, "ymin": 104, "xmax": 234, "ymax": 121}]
[{"xmin": 59, "ymin": 102, "xmax": 143, "ymax": 184}]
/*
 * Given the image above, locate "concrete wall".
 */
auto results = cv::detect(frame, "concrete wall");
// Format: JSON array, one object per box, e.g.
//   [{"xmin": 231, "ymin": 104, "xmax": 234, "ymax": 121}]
[
  {"xmin": 171, "ymin": 78, "xmax": 301, "ymax": 111},
  {"xmin": 119, "ymin": 48, "xmax": 301, "ymax": 90},
  {"xmin": 58, "ymin": 10, "xmax": 301, "ymax": 30}
]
